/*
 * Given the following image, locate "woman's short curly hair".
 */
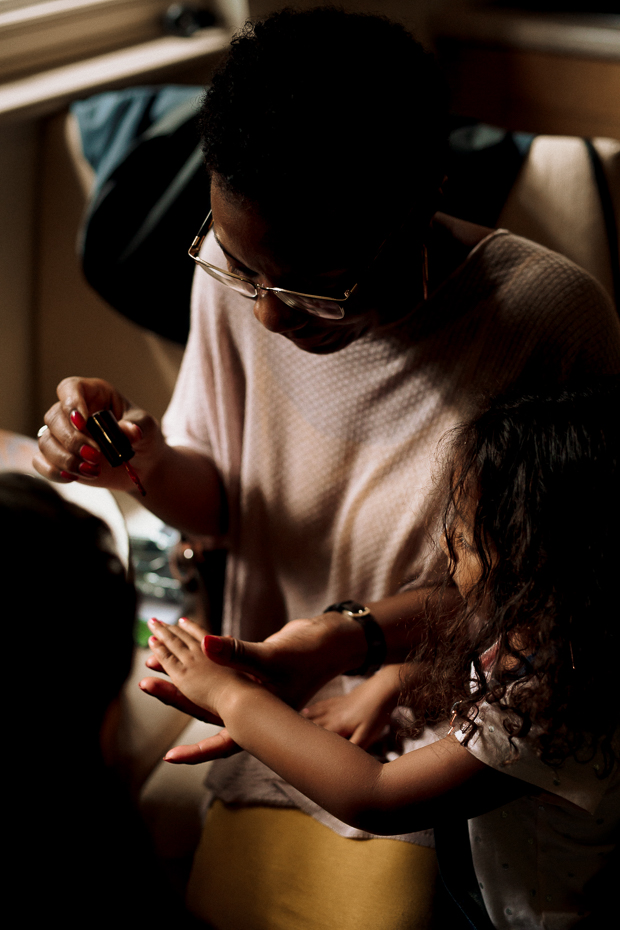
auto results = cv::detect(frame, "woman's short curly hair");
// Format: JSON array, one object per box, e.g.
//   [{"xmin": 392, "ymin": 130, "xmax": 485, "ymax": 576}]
[{"xmin": 199, "ymin": 6, "xmax": 447, "ymax": 235}]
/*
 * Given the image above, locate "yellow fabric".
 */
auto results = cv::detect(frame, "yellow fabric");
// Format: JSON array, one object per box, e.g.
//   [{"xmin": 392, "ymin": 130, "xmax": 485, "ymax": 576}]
[{"xmin": 187, "ymin": 801, "xmax": 437, "ymax": 930}]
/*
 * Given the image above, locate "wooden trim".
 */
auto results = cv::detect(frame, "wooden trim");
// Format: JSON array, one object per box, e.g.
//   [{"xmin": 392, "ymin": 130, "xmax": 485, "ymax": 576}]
[
  {"xmin": 431, "ymin": 8, "xmax": 620, "ymax": 62},
  {"xmin": 441, "ymin": 42, "xmax": 620, "ymax": 139}
]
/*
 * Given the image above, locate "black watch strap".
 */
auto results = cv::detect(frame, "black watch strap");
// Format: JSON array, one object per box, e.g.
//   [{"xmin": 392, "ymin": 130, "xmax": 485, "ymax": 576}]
[{"xmin": 324, "ymin": 599, "xmax": 387, "ymax": 676}]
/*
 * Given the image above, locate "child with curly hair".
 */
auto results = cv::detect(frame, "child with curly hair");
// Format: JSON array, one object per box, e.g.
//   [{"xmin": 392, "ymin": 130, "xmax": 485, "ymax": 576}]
[{"xmin": 146, "ymin": 380, "xmax": 619, "ymax": 928}]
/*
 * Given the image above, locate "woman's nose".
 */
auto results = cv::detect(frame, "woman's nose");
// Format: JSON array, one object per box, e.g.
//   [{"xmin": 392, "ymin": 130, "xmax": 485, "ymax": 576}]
[{"xmin": 252, "ymin": 291, "xmax": 306, "ymax": 334}]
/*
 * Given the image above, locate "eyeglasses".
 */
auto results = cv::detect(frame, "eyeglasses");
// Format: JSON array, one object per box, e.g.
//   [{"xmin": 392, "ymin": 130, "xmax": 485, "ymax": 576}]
[{"xmin": 188, "ymin": 210, "xmax": 359, "ymax": 320}]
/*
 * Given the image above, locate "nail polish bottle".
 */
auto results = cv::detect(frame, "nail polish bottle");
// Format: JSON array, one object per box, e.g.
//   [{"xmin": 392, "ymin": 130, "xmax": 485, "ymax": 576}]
[{"xmin": 86, "ymin": 409, "xmax": 146, "ymax": 496}]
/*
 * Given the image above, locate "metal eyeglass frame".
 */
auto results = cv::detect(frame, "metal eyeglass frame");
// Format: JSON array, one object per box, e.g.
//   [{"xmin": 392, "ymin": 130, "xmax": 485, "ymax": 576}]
[{"xmin": 188, "ymin": 210, "xmax": 365, "ymax": 320}]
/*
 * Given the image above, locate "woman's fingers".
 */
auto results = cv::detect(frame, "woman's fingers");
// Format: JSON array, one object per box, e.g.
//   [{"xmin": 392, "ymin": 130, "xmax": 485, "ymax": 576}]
[
  {"xmin": 139, "ymin": 676, "xmax": 223, "ymax": 725},
  {"xmin": 35, "ymin": 376, "xmax": 162, "ymax": 492},
  {"xmin": 163, "ymin": 729, "xmax": 240, "ymax": 764},
  {"xmin": 34, "ymin": 378, "xmax": 119, "ymax": 485},
  {"xmin": 203, "ymin": 634, "xmax": 265, "ymax": 674},
  {"xmin": 35, "ymin": 414, "xmax": 98, "ymax": 480},
  {"xmin": 57, "ymin": 376, "xmax": 126, "ymax": 425}
]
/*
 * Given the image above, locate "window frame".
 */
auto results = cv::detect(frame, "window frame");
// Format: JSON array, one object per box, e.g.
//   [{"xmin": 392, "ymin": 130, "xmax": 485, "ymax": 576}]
[{"xmin": 0, "ymin": 0, "xmax": 235, "ymax": 84}]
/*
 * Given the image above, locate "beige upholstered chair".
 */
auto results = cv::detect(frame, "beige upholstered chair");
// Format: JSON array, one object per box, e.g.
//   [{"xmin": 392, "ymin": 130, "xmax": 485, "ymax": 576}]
[{"xmin": 498, "ymin": 136, "xmax": 619, "ymax": 307}]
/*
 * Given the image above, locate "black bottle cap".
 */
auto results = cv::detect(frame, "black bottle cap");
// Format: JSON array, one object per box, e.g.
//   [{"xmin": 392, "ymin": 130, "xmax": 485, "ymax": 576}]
[{"xmin": 86, "ymin": 409, "xmax": 135, "ymax": 467}]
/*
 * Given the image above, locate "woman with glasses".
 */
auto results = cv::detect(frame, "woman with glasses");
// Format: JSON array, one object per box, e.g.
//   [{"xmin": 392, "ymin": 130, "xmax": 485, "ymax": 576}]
[{"xmin": 36, "ymin": 8, "xmax": 620, "ymax": 929}]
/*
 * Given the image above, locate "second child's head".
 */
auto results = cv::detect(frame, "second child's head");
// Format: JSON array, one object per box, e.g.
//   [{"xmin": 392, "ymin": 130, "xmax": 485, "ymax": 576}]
[{"xmin": 404, "ymin": 379, "xmax": 620, "ymax": 772}]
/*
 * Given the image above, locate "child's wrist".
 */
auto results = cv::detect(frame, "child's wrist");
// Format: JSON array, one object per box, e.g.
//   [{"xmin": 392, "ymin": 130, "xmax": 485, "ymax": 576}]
[{"xmin": 216, "ymin": 673, "xmax": 262, "ymax": 728}]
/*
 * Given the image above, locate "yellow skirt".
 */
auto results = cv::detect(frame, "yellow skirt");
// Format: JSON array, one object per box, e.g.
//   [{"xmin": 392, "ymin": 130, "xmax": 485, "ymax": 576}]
[{"xmin": 186, "ymin": 801, "xmax": 437, "ymax": 930}]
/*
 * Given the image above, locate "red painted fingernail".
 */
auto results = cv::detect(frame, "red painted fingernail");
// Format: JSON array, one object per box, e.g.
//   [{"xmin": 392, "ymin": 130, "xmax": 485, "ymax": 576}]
[
  {"xmin": 149, "ymin": 635, "xmax": 159, "ymax": 647},
  {"xmin": 79, "ymin": 444, "xmax": 101, "ymax": 464},
  {"xmin": 179, "ymin": 617, "xmax": 188, "ymax": 624},
  {"xmin": 132, "ymin": 423, "xmax": 143, "ymax": 440},
  {"xmin": 78, "ymin": 461, "xmax": 100, "ymax": 477},
  {"xmin": 60, "ymin": 471, "xmax": 75, "ymax": 481},
  {"xmin": 70, "ymin": 409, "xmax": 86, "ymax": 430},
  {"xmin": 205, "ymin": 635, "xmax": 224, "ymax": 654}
]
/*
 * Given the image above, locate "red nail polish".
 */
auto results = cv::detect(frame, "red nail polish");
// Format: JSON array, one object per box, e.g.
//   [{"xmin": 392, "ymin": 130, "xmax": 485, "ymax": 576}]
[
  {"xmin": 59, "ymin": 471, "xmax": 75, "ymax": 481},
  {"xmin": 80, "ymin": 444, "xmax": 101, "ymax": 464},
  {"xmin": 205, "ymin": 635, "xmax": 224, "ymax": 654},
  {"xmin": 78, "ymin": 461, "xmax": 100, "ymax": 477},
  {"xmin": 70, "ymin": 409, "xmax": 86, "ymax": 431}
]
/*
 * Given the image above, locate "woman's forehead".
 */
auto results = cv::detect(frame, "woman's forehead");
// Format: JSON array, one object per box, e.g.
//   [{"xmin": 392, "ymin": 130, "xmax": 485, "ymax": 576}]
[{"xmin": 210, "ymin": 179, "xmax": 377, "ymax": 277}]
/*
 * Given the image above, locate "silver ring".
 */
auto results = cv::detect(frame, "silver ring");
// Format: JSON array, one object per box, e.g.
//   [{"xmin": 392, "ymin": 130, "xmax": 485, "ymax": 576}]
[{"xmin": 37, "ymin": 424, "xmax": 48, "ymax": 438}]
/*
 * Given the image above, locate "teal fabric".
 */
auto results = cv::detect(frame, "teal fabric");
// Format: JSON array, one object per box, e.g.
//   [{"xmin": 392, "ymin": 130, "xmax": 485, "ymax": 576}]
[
  {"xmin": 72, "ymin": 85, "xmax": 203, "ymax": 193},
  {"xmin": 74, "ymin": 85, "xmax": 208, "ymax": 344}
]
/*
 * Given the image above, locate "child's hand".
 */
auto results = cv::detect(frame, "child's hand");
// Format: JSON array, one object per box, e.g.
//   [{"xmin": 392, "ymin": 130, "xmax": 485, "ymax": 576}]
[
  {"xmin": 301, "ymin": 664, "xmax": 402, "ymax": 749},
  {"xmin": 147, "ymin": 617, "xmax": 248, "ymax": 720}
]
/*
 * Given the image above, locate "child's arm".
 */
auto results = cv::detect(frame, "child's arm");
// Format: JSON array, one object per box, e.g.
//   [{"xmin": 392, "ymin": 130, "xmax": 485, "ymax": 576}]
[
  {"xmin": 301, "ymin": 664, "xmax": 402, "ymax": 749},
  {"xmin": 147, "ymin": 618, "xmax": 525, "ymax": 834}
]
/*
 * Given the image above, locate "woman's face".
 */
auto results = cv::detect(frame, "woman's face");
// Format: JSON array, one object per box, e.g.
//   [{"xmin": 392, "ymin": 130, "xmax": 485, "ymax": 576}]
[{"xmin": 208, "ymin": 180, "xmax": 418, "ymax": 354}]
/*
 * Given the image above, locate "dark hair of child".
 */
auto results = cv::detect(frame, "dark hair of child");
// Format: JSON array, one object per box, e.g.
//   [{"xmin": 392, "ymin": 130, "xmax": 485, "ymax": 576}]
[
  {"xmin": 401, "ymin": 378, "xmax": 620, "ymax": 778},
  {"xmin": 1, "ymin": 474, "xmax": 198, "ymax": 926},
  {"xmin": 0, "ymin": 471, "xmax": 136, "ymax": 742}
]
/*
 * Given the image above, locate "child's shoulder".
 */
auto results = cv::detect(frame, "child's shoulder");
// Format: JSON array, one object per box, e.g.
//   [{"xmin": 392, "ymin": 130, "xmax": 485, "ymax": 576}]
[{"xmin": 455, "ymin": 699, "xmax": 619, "ymax": 816}]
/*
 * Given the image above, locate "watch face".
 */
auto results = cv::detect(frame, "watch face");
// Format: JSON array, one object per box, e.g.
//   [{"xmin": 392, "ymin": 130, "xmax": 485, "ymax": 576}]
[{"xmin": 338, "ymin": 600, "xmax": 370, "ymax": 616}]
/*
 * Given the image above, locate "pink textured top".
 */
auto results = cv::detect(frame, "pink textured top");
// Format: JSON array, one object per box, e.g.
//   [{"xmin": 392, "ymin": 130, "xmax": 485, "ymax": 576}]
[{"xmin": 163, "ymin": 228, "xmax": 620, "ymax": 835}]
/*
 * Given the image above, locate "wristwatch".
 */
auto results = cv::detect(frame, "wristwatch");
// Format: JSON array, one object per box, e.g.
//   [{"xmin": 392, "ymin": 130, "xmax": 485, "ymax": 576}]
[{"xmin": 324, "ymin": 599, "xmax": 387, "ymax": 676}]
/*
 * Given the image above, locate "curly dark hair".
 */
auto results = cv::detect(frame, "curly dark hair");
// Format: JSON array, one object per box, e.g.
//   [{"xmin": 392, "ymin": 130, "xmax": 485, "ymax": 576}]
[
  {"xmin": 0, "ymin": 473, "xmax": 136, "ymax": 732},
  {"xmin": 400, "ymin": 379, "xmax": 620, "ymax": 776},
  {"xmin": 199, "ymin": 6, "xmax": 447, "ymax": 242}
]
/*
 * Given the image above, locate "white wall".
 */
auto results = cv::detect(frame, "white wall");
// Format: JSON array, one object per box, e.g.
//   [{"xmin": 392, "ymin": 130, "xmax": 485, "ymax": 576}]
[{"xmin": 0, "ymin": 120, "xmax": 38, "ymax": 434}]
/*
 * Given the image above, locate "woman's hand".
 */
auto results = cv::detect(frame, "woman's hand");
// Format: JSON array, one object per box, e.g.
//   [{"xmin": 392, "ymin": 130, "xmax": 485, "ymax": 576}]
[
  {"xmin": 301, "ymin": 664, "xmax": 402, "ymax": 749},
  {"xmin": 33, "ymin": 376, "xmax": 165, "ymax": 494}
]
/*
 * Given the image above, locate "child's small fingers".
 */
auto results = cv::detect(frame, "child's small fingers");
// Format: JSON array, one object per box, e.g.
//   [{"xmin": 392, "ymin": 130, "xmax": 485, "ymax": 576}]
[
  {"xmin": 148, "ymin": 617, "xmax": 194, "ymax": 652},
  {"xmin": 149, "ymin": 634, "xmax": 175, "ymax": 664},
  {"xmin": 178, "ymin": 616, "xmax": 206, "ymax": 642}
]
